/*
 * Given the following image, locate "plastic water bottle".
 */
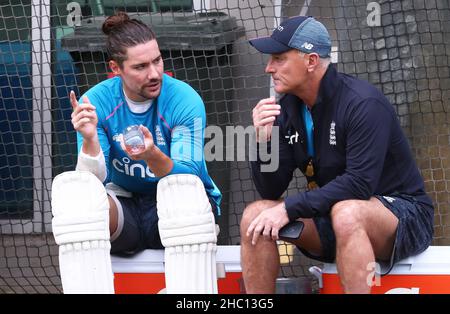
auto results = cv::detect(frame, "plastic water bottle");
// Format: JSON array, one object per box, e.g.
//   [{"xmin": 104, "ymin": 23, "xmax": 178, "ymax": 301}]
[{"xmin": 123, "ymin": 125, "xmax": 145, "ymax": 154}]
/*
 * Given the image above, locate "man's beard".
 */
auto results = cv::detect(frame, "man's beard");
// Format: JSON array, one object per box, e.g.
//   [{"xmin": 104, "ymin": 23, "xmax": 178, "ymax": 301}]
[{"xmin": 140, "ymin": 80, "xmax": 161, "ymax": 99}]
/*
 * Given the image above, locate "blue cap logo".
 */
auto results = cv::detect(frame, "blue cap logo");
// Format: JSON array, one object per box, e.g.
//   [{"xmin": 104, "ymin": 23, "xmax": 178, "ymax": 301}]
[{"xmin": 249, "ymin": 16, "xmax": 331, "ymax": 58}]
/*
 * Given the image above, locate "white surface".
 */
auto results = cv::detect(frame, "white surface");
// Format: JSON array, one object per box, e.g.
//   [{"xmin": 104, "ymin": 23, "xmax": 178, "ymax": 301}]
[
  {"xmin": 111, "ymin": 245, "xmax": 242, "ymax": 274},
  {"xmin": 322, "ymin": 246, "xmax": 450, "ymax": 275}
]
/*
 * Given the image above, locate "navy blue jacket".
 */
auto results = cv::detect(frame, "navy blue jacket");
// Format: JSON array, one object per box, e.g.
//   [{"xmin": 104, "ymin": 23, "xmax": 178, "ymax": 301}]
[{"xmin": 252, "ymin": 65, "xmax": 433, "ymax": 221}]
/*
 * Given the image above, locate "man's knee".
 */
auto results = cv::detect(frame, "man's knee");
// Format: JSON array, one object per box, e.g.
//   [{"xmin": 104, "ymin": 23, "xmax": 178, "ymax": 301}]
[
  {"xmin": 240, "ymin": 200, "xmax": 281, "ymax": 232},
  {"xmin": 331, "ymin": 200, "xmax": 364, "ymax": 238}
]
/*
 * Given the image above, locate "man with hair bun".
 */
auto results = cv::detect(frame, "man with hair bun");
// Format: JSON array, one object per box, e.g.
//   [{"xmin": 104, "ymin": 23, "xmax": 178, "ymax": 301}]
[
  {"xmin": 52, "ymin": 11, "xmax": 223, "ymax": 293},
  {"xmin": 55, "ymin": 10, "xmax": 221, "ymax": 261}
]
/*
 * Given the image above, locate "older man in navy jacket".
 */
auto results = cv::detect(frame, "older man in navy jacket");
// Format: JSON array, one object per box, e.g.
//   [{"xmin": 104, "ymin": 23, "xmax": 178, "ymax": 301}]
[{"xmin": 241, "ymin": 16, "xmax": 434, "ymax": 294}]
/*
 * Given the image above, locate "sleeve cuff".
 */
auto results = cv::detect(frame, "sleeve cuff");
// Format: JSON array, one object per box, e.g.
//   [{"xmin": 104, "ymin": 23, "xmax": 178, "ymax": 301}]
[
  {"xmin": 76, "ymin": 147, "xmax": 107, "ymax": 182},
  {"xmin": 166, "ymin": 160, "xmax": 196, "ymax": 177},
  {"xmin": 284, "ymin": 195, "xmax": 301, "ymax": 221}
]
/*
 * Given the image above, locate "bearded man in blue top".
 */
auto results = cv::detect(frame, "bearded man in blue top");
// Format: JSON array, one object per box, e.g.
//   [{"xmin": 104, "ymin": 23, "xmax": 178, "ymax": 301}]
[{"xmin": 71, "ymin": 11, "xmax": 221, "ymax": 255}]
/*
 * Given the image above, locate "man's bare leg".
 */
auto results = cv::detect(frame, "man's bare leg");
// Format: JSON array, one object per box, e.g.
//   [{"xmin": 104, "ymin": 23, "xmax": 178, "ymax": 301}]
[
  {"xmin": 108, "ymin": 196, "xmax": 118, "ymax": 236},
  {"xmin": 240, "ymin": 200, "xmax": 280, "ymax": 293},
  {"xmin": 240, "ymin": 200, "xmax": 322, "ymax": 293},
  {"xmin": 331, "ymin": 197, "xmax": 398, "ymax": 293}
]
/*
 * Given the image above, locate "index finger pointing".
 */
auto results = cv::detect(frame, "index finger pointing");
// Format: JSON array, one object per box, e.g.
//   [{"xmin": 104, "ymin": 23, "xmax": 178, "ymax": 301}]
[{"xmin": 69, "ymin": 90, "xmax": 78, "ymax": 111}]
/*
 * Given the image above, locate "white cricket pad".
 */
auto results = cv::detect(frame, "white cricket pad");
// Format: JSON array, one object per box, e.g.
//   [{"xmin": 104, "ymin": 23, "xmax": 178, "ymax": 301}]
[
  {"xmin": 157, "ymin": 174, "xmax": 218, "ymax": 294},
  {"xmin": 51, "ymin": 170, "xmax": 114, "ymax": 294}
]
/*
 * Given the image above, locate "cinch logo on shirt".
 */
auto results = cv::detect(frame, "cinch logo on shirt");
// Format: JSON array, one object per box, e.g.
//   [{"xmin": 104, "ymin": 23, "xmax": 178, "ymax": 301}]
[{"xmin": 112, "ymin": 156, "xmax": 156, "ymax": 178}]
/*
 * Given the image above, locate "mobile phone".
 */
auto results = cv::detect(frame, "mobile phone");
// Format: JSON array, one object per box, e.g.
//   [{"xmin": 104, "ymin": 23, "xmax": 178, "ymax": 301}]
[{"xmin": 279, "ymin": 221, "xmax": 304, "ymax": 240}]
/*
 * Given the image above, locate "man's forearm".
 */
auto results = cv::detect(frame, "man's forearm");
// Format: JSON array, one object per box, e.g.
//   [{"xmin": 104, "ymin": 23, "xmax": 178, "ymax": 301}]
[
  {"xmin": 81, "ymin": 135, "xmax": 101, "ymax": 157},
  {"xmin": 145, "ymin": 146, "xmax": 174, "ymax": 177}
]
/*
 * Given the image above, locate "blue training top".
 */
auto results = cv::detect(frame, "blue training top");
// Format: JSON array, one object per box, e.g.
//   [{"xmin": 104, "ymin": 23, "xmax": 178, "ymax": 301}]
[{"xmin": 77, "ymin": 73, "xmax": 222, "ymax": 214}]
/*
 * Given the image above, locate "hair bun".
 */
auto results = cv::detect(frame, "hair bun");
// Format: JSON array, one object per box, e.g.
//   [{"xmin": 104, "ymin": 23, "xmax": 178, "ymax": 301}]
[{"xmin": 102, "ymin": 11, "xmax": 130, "ymax": 35}]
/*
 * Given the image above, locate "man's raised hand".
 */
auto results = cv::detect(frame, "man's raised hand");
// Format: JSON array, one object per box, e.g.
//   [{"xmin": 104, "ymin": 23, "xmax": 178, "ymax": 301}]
[
  {"xmin": 70, "ymin": 91, "xmax": 98, "ymax": 141},
  {"xmin": 252, "ymin": 96, "xmax": 281, "ymax": 143}
]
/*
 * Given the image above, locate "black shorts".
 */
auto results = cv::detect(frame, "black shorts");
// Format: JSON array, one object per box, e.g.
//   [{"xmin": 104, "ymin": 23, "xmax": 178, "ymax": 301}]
[
  {"xmin": 110, "ymin": 193, "xmax": 164, "ymax": 255},
  {"xmin": 297, "ymin": 193, "xmax": 434, "ymax": 273},
  {"xmin": 109, "ymin": 192, "xmax": 219, "ymax": 255}
]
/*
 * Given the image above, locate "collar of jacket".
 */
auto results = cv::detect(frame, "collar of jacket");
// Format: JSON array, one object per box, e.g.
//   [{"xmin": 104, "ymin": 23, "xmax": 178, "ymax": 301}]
[
  {"xmin": 281, "ymin": 63, "xmax": 340, "ymax": 128},
  {"xmin": 313, "ymin": 63, "xmax": 340, "ymax": 112}
]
